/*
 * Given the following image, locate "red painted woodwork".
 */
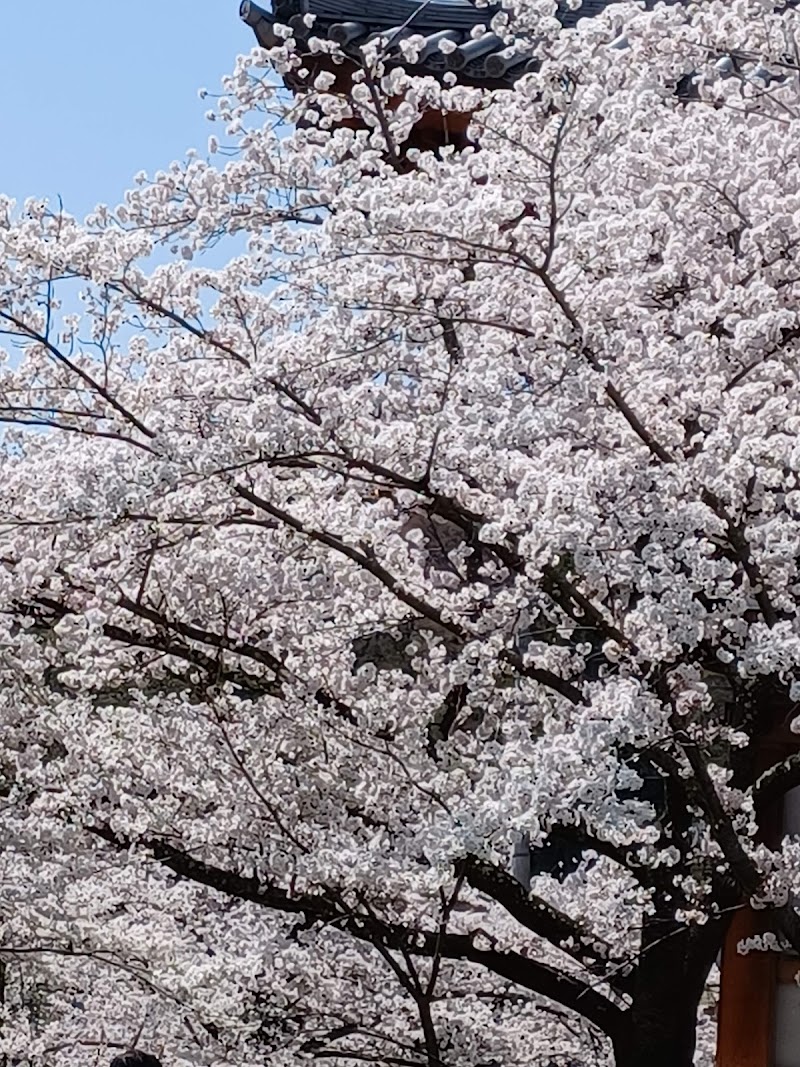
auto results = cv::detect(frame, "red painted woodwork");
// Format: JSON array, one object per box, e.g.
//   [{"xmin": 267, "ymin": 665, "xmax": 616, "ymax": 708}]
[
  {"xmin": 717, "ymin": 727, "xmax": 799, "ymax": 1066},
  {"xmin": 717, "ymin": 907, "xmax": 777, "ymax": 1067}
]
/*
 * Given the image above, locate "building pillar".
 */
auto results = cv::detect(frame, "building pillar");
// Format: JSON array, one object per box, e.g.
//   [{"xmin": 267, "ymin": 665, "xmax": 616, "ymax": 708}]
[
  {"xmin": 717, "ymin": 734, "xmax": 800, "ymax": 1066},
  {"xmin": 717, "ymin": 906, "xmax": 776, "ymax": 1067}
]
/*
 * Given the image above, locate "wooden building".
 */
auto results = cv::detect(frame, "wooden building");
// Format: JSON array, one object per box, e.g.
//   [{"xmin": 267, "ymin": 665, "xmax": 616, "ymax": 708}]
[
  {"xmin": 718, "ymin": 728, "xmax": 800, "ymax": 1067},
  {"xmin": 239, "ymin": 0, "xmax": 623, "ymax": 153}
]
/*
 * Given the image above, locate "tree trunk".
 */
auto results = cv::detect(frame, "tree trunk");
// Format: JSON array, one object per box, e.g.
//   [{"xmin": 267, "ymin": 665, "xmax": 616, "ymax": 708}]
[
  {"xmin": 613, "ymin": 913, "xmax": 724, "ymax": 1067},
  {"xmin": 613, "ymin": 991, "xmax": 701, "ymax": 1067}
]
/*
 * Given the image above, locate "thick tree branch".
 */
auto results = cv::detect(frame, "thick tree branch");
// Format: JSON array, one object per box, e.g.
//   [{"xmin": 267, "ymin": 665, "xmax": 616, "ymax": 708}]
[
  {"xmin": 88, "ymin": 826, "xmax": 625, "ymax": 1039},
  {"xmin": 261, "ymin": 451, "xmax": 632, "ymax": 668},
  {"xmin": 460, "ymin": 856, "xmax": 628, "ymax": 992},
  {"xmin": 28, "ymin": 593, "xmax": 354, "ymax": 721},
  {"xmin": 116, "ymin": 594, "xmax": 285, "ymax": 676},
  {"xmin": 234, "ymin": 483, "xmax": 584, "ymax": 704},
  {"xmin": 752, "ymin": 753, "xmax": 800, "ymax": 812}
]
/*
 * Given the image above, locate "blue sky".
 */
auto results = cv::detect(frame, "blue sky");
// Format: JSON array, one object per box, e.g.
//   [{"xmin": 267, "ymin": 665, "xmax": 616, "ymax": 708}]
[{"xmin": 0, "ymin": 1, "xmax": 250, "ymax": 219}]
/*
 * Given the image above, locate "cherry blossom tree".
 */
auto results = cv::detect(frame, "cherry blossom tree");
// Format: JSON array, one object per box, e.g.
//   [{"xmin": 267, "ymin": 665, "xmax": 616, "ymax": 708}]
[{"xmin": 1, "ymin": 1, "xmax": 800, "ymax": 1064}]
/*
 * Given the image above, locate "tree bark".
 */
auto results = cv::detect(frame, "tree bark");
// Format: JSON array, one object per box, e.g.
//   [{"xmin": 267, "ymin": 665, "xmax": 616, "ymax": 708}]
[
  {"xmin": 613, "ymin": 914, "xmax": 724, "ymax": 1067},
  {"xmin": 613, "ymin": 995, "xmax": 700, "ymax": 1067}
]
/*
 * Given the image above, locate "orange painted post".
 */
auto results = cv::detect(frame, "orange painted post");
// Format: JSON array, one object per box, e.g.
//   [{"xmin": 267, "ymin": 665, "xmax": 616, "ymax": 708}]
[
  {"xmin": 717, "ymin": 728, "xmax": 798, "ymax": 1067},
  {"xmin": 717, "ymin": 907, "xmax": 776, "ymax": 1067}
]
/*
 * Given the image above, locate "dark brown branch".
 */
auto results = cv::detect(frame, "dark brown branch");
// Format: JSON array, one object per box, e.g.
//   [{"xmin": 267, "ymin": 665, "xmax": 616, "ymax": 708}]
[
  {"xmin": 87, "ymin": 826, "xmax": 625, "ymax": 1039},
  {"xmin": 28, "ymin": 594, "xmax": 356, "ymax": 720},
  {"xmin": 0, "ymin": 310, "xmax": 156, "ymax": 441},
  {"xmin": 460, "ymin": 856, "xmax": 626, "ymax": 989},
  {"xmin": 235, "ymin": 483, "xmax": 584, "ymax": 704},
  {"xmin": 116, "ymin": 594, "xmax": 284, "ymax": 676},
  {"xmin": 118, "ymin": 281, "xmax": 322, "ymax": 425},
  {"xmin": 679, "ymin": 735, "xmax": 760, "ymax": 896},
  {"xmin": 752, "ymin": 752, "xmax": 800, "ymax": 813},
  {"xmin": 701, "ymin": 488, "xmax": 779, "ymax": 628}
]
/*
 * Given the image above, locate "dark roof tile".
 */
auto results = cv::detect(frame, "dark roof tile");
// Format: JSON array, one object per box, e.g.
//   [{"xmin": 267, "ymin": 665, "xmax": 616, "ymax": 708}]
[{"xmin": 239, "ymin": 0, "xmax": 671, "ymax": 85}]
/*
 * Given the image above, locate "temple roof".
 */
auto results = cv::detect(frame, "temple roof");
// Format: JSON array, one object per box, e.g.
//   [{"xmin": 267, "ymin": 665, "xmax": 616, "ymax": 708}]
[{"xmin": 239, "ymin": 0, "xmax": 631, "ymax": 85}]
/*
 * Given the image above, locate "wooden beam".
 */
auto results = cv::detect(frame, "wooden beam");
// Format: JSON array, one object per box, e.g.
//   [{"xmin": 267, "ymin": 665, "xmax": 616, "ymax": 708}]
[
  {"xmin": 717, "ymin": 728, "xmax": 796, "ymax": 1066},
  {"xmin": 717, "ymin": 907, "xmax": 776, "ymax": 1067}
]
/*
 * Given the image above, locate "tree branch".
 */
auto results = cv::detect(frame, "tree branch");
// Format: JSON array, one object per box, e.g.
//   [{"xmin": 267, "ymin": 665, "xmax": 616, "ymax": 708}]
[
  {"xmin": 752, "ymin": 752, "xmax": 800, "ymax": 812},
  {"xmin": 234, "ymin": 483, "xmax": 583, "ymax": 704},
  {"xmin": 460, "ymin": 856, "xmax": 628, "ymax": 992},
  {"xmin": 0, "ymin": 310, "xmax": 156, "ymax": 441},
  {"xmin": 87, "ymin": 826, "xmax": 626, "ymax": 1039}
]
